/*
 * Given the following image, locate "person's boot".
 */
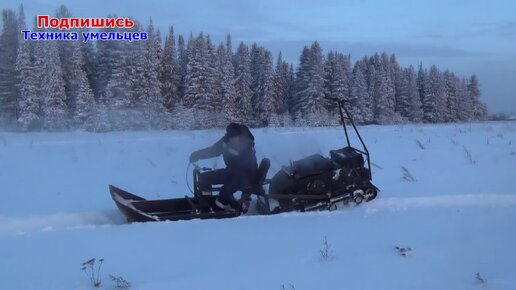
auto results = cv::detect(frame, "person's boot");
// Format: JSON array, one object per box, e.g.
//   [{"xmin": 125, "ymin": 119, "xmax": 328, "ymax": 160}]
[
  {"xmin": 229, "ymin": 199, "xmax": 243, "ymax": 212},
  {"xmin": 240, "ymin": 193, "xmax": 251, "ymax": 213},
  {"xmin": 214, "ymin": 198, "xmax": 233, "ymax": 212}
]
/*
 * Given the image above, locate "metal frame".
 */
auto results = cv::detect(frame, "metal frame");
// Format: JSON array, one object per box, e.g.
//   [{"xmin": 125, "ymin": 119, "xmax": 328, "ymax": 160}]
[{"xmin": 336, "ymin": 100, "xmax": 372, "ymax": 181}]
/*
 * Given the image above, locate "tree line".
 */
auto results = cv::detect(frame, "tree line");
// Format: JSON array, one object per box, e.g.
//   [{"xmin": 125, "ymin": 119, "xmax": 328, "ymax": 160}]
[{"xmin": 0, "ymin": 5, "xmax": 487, "ymax": 132}]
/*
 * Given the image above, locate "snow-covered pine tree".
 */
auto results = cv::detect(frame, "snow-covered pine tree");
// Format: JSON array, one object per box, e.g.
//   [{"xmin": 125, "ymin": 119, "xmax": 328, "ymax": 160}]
[
  {"xmin": 350, "ymin": 61, "xmax": 371, "ymax": 124},
  {"xmin": 55, "ymin": 5, "xmax": 81, "ymax": 119},
  {"xmin": 323, "ymin": 51, "xmax": 350, "ymax": 113},
  {"xmin": 443, "ymin": 70, "xmax": 459, "ymax": 122},
  {"xmin": 292, "ymin": 46, "xmax": 311, "ymax": 118},
  {"xmin": 373, "ymin": 53, "xmax": 396, "ymax": 124},
  {"xmin": 467, "ymin": 74, "xmax": 487, "ymax": 120},
  {"xmin": 293, "ymin": 42, "xmax": 327, "ymax": 125},
  {"xmin": 274, "ymin": 52, "xmax": 289, "ymax": 115},
  {"xmin": 304, "ymin": 42, "xmax": 326, "ymax": 116},
  {"xmin": 216, "ymin": 43, "xmax": 239, "ymax": 123},
  {"xmin": 416, "ymin": 63, "xmax": 426, "ymax": 104},
  {"xmin": 139, "ymin": 21, "xmax": 166, "ymax": 129},
  {"xmin": 177, "ymin": 34, "xmax": 188, "ymax": 101},
  {"xmin": 0, "ymin": 9, "xmax": 19, "ymax": 127},
  {"xmin": 16, "ymin": 5, "xmax": 40, "ymax": 130},
  {"xmin": 457, "ymin": 78, "xmax": 472, "ymax": 121},
  {"xmin": 423, "ymin": 65, "xmax": 446, "ymax": 123},
  {"xmin": 39, "ymin": 39, "xmax": 68, "ymax": 130},
  {"xmin": 233, "ymin": 42, "xmax": 253, "ymax": 124},
  {"xmin": 405, "ymin": 65, "xmax": 423, "ymax": 122},
  {"xmin": 364, "ymin": 56, "xmax": 378, "ymax": 121},
  {"xmin": 53, "ymin": 7, "xmax": 96, "ymax": 129},
  {"xmin": 225, "ymin": 34, "xmax": 233, "ymax": 61},
  {"xmin": 247, "ymin": 44, "xmax": 279, "ymax": 126},
  {"xmin": 79, "ymin": 28, "xmax": 97, "ymax": 102},
  {"xmin": 104, "ymin": 27, "xmax": 135, "ymax": 130},
  {"xmin": 435, "ymin": 69, "xmax": 448, "ymax": 122},
  {"xmin": 287, "ymin": 64, "xmax": 295, "ymax": 114},
  {"xmin": 392, "ymin": 54, "xmax": 410, "ymax": 120},
  {"xmin": 257, "ymin": 50, "xmax": 278, "ymax": 126},
  {"xmin": 94, "ymin": 14, "xmax": 124, "ymax": 103},
  {"xmin": 323, "ymin": 51, "xmax": 336, "ymax": 103},
  {"xmin": 71, "ymin": 45, "xmax": 96, "ymax": 129},
  {"xmin": 183, "ymin": 33, "xmax": 220, "ymax": 128},
  {"xmin": 160, "ymin": 26, "xmax": 180, "ymax": 112},
  {"xmin": 418, "ymin": 65, "xmax": 433, "ymax": 122},
  {"xmin": 249, "ymin": 43, "xmax": 264, "ymax": 125},
  {"xmin": 183, "ymin": 33, "xmax": 205, "ymax": 109},
  {"xmin": 206, "ymin": 35, "xmax": 222, "ymax": 115}
]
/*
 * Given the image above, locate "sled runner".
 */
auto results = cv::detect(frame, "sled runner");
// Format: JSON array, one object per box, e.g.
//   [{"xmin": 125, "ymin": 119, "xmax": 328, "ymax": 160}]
[
  {"xmin": 109, "ymin": 185, "xmax": 243, "ymax": 222},
  {"xmin": 109, "ymin": 99, "xmax": 378, "ymax": 223},
  {"xmin": 109, "ymin": 158, "xmax": 271, "ymax": 222}
]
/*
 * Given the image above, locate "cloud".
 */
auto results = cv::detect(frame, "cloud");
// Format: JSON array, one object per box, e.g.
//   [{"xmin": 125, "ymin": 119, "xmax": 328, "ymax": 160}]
[
  {"xmin": 254, "ymin": 39, "xmax": 491, "ymax": 63},
  {"xmin": 454, "ymin": 21, "xmax": 516, "ymax": 39}
]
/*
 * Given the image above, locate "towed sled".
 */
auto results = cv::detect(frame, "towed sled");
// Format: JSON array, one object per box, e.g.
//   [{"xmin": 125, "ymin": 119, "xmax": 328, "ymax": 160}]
[{"xmin": 110, "ymin": 99, "xmax": 378, "ymax": 223}]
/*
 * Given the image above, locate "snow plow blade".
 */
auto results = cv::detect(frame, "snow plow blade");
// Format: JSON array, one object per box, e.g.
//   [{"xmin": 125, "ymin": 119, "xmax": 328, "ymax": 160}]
[{"xmin": 109, "ymin": 185, "xmax": 241, "ymax": 222}]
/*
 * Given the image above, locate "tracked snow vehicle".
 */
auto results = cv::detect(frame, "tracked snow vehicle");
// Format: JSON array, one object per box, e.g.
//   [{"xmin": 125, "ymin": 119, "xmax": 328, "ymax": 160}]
[
  {"xmin": 256, "ymin": 99, "xmax": 378, "ymax": 214},
  {"xmin": 109, "ymin": 99, "xmax": 378, "ymax": 222}
]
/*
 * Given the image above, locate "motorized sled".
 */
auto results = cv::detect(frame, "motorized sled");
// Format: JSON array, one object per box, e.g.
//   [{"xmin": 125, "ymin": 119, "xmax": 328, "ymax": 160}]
[
  {"xmin": 256, "ymin": 100, "xmax": 378, "ymax": 214},
  {"xmin": 109, "ymin": 99, "xmax": 378, "ymax": 222}
]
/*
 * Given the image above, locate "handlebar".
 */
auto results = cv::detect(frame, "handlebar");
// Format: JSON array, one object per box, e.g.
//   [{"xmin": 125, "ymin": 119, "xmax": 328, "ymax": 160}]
[{"xmin": 190, "ymin": 162, "xmax": 212, "ymax": 171}]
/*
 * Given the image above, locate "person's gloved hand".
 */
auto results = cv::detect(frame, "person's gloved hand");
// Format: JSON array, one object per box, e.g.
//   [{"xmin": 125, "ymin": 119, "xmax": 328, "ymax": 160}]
[{"xmin": 189, "ymin": 151, "xmax": 200, "ymax": 163}]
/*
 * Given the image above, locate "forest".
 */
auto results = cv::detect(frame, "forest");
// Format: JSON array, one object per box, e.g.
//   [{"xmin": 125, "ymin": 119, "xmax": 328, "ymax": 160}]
[{"xmin": 0, "ymin": 5, "xmax": 487, "ymax": 132}]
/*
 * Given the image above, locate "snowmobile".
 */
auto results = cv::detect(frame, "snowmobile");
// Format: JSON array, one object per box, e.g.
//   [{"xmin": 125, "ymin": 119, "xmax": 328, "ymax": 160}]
[
  {"xmin": 109, "ymin": 99, "xmax": 378, "ymax": 222},
  {"xmin": 255, "ymin": 100, "xmax": 378, "ymax": 214},
  {"xmin": 109, "ymin": 160, "xmax": 270, "ymax": 222}
]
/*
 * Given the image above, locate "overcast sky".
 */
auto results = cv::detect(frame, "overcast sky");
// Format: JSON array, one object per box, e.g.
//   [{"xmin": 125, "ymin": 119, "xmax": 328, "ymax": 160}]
[{"xmin": 3, "ymin": 0, "xmax": 515, "ymax": 114}]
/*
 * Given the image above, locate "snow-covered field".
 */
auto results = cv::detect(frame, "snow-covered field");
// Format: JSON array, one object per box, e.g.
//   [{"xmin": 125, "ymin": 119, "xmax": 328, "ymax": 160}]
[{"xmin": 1, "ymin": 122, "xmax": 515, "ymax": 290}]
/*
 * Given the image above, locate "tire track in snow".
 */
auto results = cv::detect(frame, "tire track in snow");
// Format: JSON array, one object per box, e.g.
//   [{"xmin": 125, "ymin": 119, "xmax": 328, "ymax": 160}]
[
  {"xmin": 363, "ymin": 193, "xmax": 516, "ymax": 212},
  {"xmin": 0, "ymin": 210, "xmax": 126, "ymax": 235},
  {"xmin": 2, "ymin": 194, "xmax": 515, "ymax": 235}
]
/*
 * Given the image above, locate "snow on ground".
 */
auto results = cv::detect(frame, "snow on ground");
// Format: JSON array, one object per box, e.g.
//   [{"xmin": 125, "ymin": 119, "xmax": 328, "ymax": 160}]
[{"xmin": 0, "ymin": 121, "xmax": 515, "ymax": 289}]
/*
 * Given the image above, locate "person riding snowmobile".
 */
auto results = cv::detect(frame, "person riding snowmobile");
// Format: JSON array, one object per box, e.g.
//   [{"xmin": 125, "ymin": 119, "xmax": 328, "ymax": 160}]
[{"xmin": 189, "ymin": 123, "xmax": 258, "ymax": 212}]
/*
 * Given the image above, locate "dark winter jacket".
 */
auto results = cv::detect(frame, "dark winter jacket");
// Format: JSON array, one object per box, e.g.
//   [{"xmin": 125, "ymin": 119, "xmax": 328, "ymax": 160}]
[{"xmin": 192, "ymin": 124, "xmax": 258, "ymax": 171}]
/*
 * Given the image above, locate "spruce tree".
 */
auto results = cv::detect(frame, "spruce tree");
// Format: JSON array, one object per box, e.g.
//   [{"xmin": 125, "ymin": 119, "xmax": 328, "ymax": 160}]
[
  {"xmin": 350, "ymin": 62, "xmax": 372, "ymax": 124},
  {"xmin": 324, "ymin": 51, "xmax": 350, "ymax": 112},
  {"xmin": 177, "ymin": 34, "xmax": 188, "ymax": 101},
  {"xmin": 216, "ymin": 43, "xmax": 239, "ymax": 122},
  {"xmin": 249, "ymin": 43, "xmax": 263, "ymax": 122},
  {"xmin": 423, "ymin": 65, "xmax": 446, "ymax": 123},
  {"xmin": 292, "ymin": 46, "xmax": 311, "ymax": 117},
  {"xmin": 16, "ymin": 5, "xmax": 40, "ymax": 130},
  {"xmin": 405, "ymin": 66, "xmax": 423, "ymax": 122},
  {"xmin": 69, "ymin": 40, "xmax": 96, "ymax": 128},
  {"xmin": 372, "ymin": 53, "xmax": 396, "ymax": 124},
  {"xmin": 467, "ymin": 74, "xmax": 487, "ymax": 120},
  {"xmin": 0, "ymin": 9, "xmax": 19, "ymax": 126},
  {"xmin": 160, "ymin": 26, "xmax": 180, "ymax": 112},
  {"xmin": 457, "ymin": 78, "xmax": 472, "ymax": 121},
  {"xmin": 443, "ymin": 71, "xmax": 459, "ymax": 122},
  {"xmin": 392, "ymin": 55, "xmax": 410, "ymax": 119},
  {"xmin": 104, "ymin": 30, "xmax": 135, "ymax": 130},
  {"xmin": 293, "ymin": 42, "xmax": 326, "ymax": 124},
  {"xmin": 274, "ymin": 52, "xmax": 289, "ymax": 114},
  {"xmin": 140, "ymin": 22, "xmax": 166, "ymax": 128},
  {"xmin": 94, "ymin": 14, "xmax": 124, "ymax": 103},
  {"xmin": 305, "ymin": 42, "xmax": 326, "ymax": 115},
  {"xmin": 39, "ymin": 40, "xmax": 68, "ymax": 130},
  {"xmin": 258, "ymin": 50, "xmax": 278, "ymax": 126},
  {"xmin": 233, "ymin": 42, "xmax": 253, "ymax": 123},
  {"xmin": 55, "ymin": 5, "xmax": 79, "ymax": 118}
]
